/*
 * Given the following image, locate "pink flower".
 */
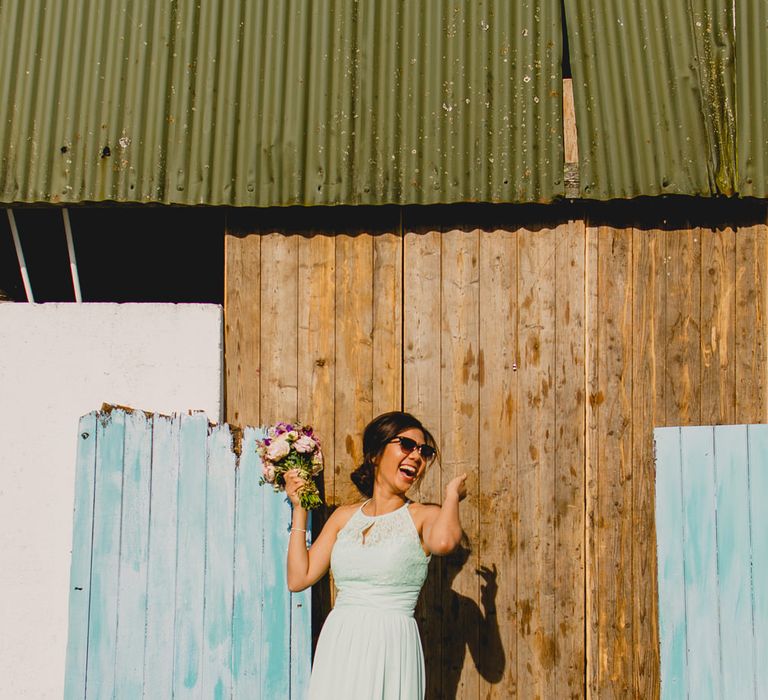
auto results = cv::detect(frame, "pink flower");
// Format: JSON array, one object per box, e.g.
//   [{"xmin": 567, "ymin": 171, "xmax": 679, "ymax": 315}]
[
  {"xmin": 294, "ymin": 435, "xmax": 315, "ymax": 453},
  {"xmin": 262, "ymin": 463, "xmax": 276, "ymax": 482},
  {"xmin": 266, "ymin": 436, "xmax": 290, "ymax": 461}
]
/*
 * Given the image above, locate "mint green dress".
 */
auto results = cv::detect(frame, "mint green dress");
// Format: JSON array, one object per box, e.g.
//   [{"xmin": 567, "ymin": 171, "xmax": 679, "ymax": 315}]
[{"xmin": 307, "ymin": 501, "xmax": 430, "ymax": 699}]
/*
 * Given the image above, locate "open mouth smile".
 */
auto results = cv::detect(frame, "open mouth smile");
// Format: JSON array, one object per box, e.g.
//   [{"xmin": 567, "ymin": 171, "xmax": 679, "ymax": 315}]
[{"xmin": 399, "ymin": 464, "xmax": 418, "ymax": 480}]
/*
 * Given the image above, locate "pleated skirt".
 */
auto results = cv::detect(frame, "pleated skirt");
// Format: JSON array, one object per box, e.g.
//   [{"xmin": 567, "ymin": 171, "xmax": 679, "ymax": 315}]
[{"xmin": 307, "ymin": 606, "xmax": 426, "ymax": 700}]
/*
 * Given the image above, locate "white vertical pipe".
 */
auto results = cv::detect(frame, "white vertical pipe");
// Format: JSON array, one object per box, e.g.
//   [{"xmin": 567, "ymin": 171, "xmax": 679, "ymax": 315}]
[
  {"xmin": 62, "ymin": 208, "xmax": 83, "ymax": 302},
  {"xmin": 6, "ymin": 208, "xmax": 35, "ymax": 303}
]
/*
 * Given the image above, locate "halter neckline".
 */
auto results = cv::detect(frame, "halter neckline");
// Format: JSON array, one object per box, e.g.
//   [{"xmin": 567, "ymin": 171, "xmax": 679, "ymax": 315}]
[{"xmin": 359, "ymin": 499, "xmax": 410, "ymax": 519}]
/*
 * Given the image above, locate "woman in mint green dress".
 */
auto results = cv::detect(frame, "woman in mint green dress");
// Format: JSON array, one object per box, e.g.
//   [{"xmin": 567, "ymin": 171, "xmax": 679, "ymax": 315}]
[{"xmin": 285, "ymin": 412, "xmax": 467, "ymax": 699}]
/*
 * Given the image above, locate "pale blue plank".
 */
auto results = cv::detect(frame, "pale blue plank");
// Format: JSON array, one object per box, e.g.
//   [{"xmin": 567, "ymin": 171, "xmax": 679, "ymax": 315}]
[
  {"xmin": 261, "ymin": 445, "xmax": 292, "ymax": 700},
  {"xmin": 173, "ymin": 413, "xmax": 209, "ymax": 698},
  {"xmin": 143, "ymin": 414, "xmax": 180, "ymax": 698},
  {"xmin": 64, "ymin": 412, "xmax": 98, "ymax": 700},
  {"xmin": 113, "ymin": 411, "xmax": 153, "ymax": 697},
  {"xmin": 680, "ymin": 425, "xmax": 721, "ymax": 700},
  {"xmin": 85, "ymin": 410, "xmax": 126, "ymax": 699},
  {"xmin": 290, "ymin": 511, "xmax": 312, "ymax": 700},
  {"xmin": 714, "ymin": 425, "xmax": 756, "ymax": 699},
  {"xmin": 201, "ymin": 424, "xmax": 236, "ymax": 700},
  {"xmin": 748, "ymin": 425, "xmax": 768, "ymax": 698},
  {"xmin": 654, "ymin": 427, "xmax": 688, "ymax": 700},
  {"xmin": 232, "ymin": 428, "xmax": 266, "ymax": 698}
]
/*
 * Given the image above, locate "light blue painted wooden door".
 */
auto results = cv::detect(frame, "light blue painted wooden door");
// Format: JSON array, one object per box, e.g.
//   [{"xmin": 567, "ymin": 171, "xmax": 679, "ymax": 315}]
[
  {"xmin": 655, "ymin": 425, "xmax": 768, "ymax": 700},
  {"xmin": 64, "ymin": 409, "xmax": 311, "ymax": 699}
]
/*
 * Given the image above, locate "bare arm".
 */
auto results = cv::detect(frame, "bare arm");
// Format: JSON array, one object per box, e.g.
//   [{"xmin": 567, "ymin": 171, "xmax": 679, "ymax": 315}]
[
  {"xmin": 285, "ymin": 470, "xmax": 351, "ymax": 592},
  {"xmin": 422, "ymin": 473, "xmax": 467, "ymax": 555}
]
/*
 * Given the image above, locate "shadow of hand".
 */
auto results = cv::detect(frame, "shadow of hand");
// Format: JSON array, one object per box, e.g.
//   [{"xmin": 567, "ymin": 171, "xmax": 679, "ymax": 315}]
[{"xmin": 477, "ymin": 564, "xmax": 498, "ymax": 612}]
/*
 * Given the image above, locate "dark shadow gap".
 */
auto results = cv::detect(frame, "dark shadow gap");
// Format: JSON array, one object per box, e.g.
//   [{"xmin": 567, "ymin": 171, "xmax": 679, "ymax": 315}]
[{"xmin": 0, "ymin": 205, "xmax": 225, "ymax": 304}]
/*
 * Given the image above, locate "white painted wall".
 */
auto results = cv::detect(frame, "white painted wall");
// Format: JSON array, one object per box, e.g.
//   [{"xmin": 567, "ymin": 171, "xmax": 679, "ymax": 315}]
[{"xmin": 0, "ymin": 303, "xmax": 223, "ymax": 699}]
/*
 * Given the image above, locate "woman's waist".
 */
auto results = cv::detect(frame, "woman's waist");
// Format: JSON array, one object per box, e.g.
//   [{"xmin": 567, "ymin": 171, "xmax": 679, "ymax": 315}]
[{"xmin": 333, "ymin": 582, "xmax": 422, "ymax": 615}]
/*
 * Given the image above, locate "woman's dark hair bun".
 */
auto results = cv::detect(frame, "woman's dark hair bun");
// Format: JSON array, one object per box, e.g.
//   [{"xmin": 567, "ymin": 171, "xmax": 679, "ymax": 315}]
[
  {"xmin": 350, "ymin": 461, "xmax": 375, "ymax": 498},
  {"xmin": 349, "ymin": 411, "xmax": 437, "ymax": 498}
]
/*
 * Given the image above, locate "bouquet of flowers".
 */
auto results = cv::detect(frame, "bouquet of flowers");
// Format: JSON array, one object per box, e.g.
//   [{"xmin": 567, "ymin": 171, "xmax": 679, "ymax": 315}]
[{"xmin": 256, "ymin": 422, "xmax": 324, "ymax": 510}]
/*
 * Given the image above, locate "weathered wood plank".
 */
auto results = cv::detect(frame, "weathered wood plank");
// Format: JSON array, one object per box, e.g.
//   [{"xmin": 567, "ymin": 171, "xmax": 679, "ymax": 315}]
[
  {"xmin": 735, "ymin": 224, "xmax": 767, "ymax": 423},
  {"xmin": 232, "ymin": 428, "xmax": 265, "ymax": 698},
  {"xmin": 654, "ymin": 427, "xmax": 687, "ymax": 700},
  {"xmin": 680, "ymin": 425, "xmax": 721, "ymax": 700},
  {"xmin": 261, "ymin": 466, "xmax": 291, "ymax": 699},
  {"xmin": 554, "ymin": 220, "xmax": 586, "ymax": 700},
  {"xmin": 296, "ymin": 232, "xmax": 336, "ymax": 638},
  {"xmin": 372, "ymin": 230, "xmax": 403, "ymax": 415},
  {"xmin": 224, "ymin": 229, "xmax": 261, "ymax": 426},
  {"xmin": 563, "ymin": 75, "xmax": 579, "ymax": 198},
  {"xmin": 404, "ymin": 225, "xmax": 443, "ymax": 491},
  {"xmin": 403, "ymin": 225, "xmax": 443, "ymax": 700},
  {"xmin": 563, "ymin": 78, "xmax": 578, "ymax": 166},
  {"xmin": 113, "ymin": 410, "xmax": 153, "ymax": 697},
  {"xmin": 173, "ymin": 413, "xmax": 209, "ymax": 697},
  {"xmin": 747, "ymin": 425, "xmax": 768, "ymax": 698},
  {"xmin": 631, "ymin": 229, "xmax": 664, "ymax": 699},
  {"xmin": 516, "ymin": 226, "xmax": 557, "ymax": 700},
  {"xmin": 713, "ymin": 425, "xmax": 756, "ymax": 699},
  {"xmin": 201, "ymin": 424, "xmax": 237, "ymax": 699},
  {"xmin": 64, "ymin": 412, "xmax": 98, "ymax": 700},
  {"xmin": 585, "ymin": 224, "xmax": 600, "ymax": 700},
  {"xmin": 700, "ymin": 227, "xmax": 736, "ymax": 425},
  {"xmin": 478, "ymin": 225, "xmax": 517, "ymax": 699},
  {"xmin": 657, "ymin": 424, "xmax": 767, "ymax": 700},
  {"xmin": 595, "ymin": 226, "xmax": 633, "ymax": 698},
  {"xmin": 260, "ymin": 232, "xmax": 299, "ymax": 425},
  {"xmin": 144, "ymin": 414, "xmax": 181, "ymax": 698},
  {"xmin": 290, "ymin": 560, "xmax": 312, "ymax": 700},
  {"xmin": 440, "ymin": 226, "xmax": 480, "ymax": 700},
  {"xmin": 86, "ymin": 410, "xmax": 126, "ymax": 699},
  {"xmin": 334, "ymin": 232, "xmax": 374, "ymax": 506},
  {"xmin": 297, "ymin": 233, "xmax": 336, "ymax": 506},
  {"xmin": 665, "ymin": 229, "xmax": 702, "ymax": 425}
]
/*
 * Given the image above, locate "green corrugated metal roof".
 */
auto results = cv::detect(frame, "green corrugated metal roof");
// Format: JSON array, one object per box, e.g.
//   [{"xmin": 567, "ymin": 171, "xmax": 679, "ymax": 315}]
[
  {"xmin": 737, "ymin": 0, "xmax": 768, "ymax": 198},
  {"xmin": 564, "ymin": 0, "xmax": 766, "ymax": 200},
  {"xmin": 2, "ymin": 1, "xmax": 764, "ymax": 206},
  {"xmin": 0, "ymin": 0, "xmax": 563, "ymax": 206}
]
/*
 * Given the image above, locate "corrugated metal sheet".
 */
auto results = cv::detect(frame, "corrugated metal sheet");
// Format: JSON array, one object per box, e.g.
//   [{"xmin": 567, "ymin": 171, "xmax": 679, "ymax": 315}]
[
  {"xmin": 564, "ymin": 0, "xmax": 738, "ymax": 199},
  {"xmin": 565, "ymin": 0, "xmax": 768, "ymax": 201},
  {"xmin": 0, "ymin": 0, "xmax": 563, "ymax": 206},
  {"xmin": 737, "ymin": 0, "xmax": 768, "ymax": 198}
]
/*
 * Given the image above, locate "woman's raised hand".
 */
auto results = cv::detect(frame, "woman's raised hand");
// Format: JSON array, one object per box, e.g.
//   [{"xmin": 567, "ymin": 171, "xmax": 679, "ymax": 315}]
[
  {"xmin": 445, "ymin": 473, "xmax": 468, "ymax": 502},
  {"xmin": 284, "ymin": 469, "xmax": 305, "ymax": 509}
]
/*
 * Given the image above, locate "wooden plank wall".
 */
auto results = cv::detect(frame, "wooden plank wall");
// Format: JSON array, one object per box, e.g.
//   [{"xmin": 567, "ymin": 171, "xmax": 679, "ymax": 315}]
[
  {"xmin": 585, "ymin": 210, "xmax": 768, "ymax": 699},
  {"xmin": 655, "ymin": 425, "xmax": 768, "ymax": 700},
  {"xmin": 224, "ymin": 202, "xmax": 768, "ymax": 699},
  {"xmin": 64, "ymin": 409, "xmax": 311, "ymax": 699},
  {"xmin": 399, "ymin": 215, "xmax": 587, "ymax": 700}
]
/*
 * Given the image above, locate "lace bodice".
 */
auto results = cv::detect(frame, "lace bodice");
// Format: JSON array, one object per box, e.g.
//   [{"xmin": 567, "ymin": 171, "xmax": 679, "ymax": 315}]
[{"xmin": 330, "ymin": 501, "xmax": 430, "ymax": 616}]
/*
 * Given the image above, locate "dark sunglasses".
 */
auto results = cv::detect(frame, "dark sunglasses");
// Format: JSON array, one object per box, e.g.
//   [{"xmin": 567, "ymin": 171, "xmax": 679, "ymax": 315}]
[{"xmin": 389, "ymin": 436, "xmax": 436, "ymax": 460}]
